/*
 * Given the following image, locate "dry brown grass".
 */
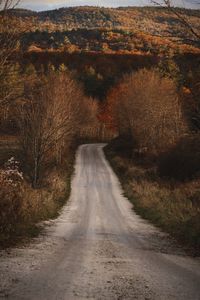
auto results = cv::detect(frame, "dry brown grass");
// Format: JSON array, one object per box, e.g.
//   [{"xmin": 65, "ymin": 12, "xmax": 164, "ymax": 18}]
[
  {"xmin": 105, "ymin": 141, "xmax": 200, "ymax": 253},
  {"xmin": 0, "ymin": 155, "xmax": 73, "ymax": 247}
]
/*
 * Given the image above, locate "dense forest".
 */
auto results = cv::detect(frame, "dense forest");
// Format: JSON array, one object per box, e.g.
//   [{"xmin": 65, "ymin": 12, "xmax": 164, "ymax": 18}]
[
  {"xmin": 6, "ymin": 6, "xmax": 200, "ymax": 39},
  {"xmin": 3, "ymin": 6, "xmax": 200, "ymax": 54},
  {"xmin": 1, "ymin": 6, "xmax": 198, "ymax": 102}
]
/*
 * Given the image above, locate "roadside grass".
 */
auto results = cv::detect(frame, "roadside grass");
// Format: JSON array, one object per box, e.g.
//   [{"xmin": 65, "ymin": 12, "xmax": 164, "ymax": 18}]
[
  {"xmin": 10, "ymin": 168, "xmax": 73, "ymax": 246},
  {"xmin": 0, "ymin": 135, "xmax": 76, "ymax": 248},
  {"xmin": 0, "ymin": 135, "xmax": 20, "ymax": 166},
  {"xmin": 104, "ymin": 139, "xmax": 200, "ymax": 255}
]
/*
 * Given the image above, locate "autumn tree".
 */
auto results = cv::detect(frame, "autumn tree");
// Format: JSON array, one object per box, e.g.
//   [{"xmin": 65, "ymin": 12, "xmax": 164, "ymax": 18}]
[
  {"xmin": 106, "ymin": 80, "xmax": 134, "ymax": 137},
  {"xmin": 0, "ymin": 0, "xmax": 22, "ymax": 105},
  {"xmin": 19, "ymin": 68, "xmax": 90, "ymax": 187},
  {"xmin": 108, "ymin": 69, "xmax": 187, "ymax": 154}
]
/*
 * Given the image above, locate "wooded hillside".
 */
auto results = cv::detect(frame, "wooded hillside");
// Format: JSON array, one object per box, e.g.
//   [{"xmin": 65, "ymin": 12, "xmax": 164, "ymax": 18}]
[{"xmin": 3, "ymin": 6, "xmax": 200, "ymax": 53}]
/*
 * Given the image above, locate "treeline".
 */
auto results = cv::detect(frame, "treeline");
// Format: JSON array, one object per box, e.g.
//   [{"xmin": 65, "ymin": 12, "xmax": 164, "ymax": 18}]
[
  {"xmin": 0, "ymin": 61, "xmax": 101, "ymax": 244},
  {"xmin": 2, "ymin": 6, "xmax": 200, "ymax": 57},
  {"xmin": 6, "ymin": 6, "xmax": 200, "ymax": 46},
  {"xmin": 105, "ymin": 62, "xmax": 200, "ymax": 180},
  {"xmin": 22, "ymin": 51, "xmax": 200, "ymax": 103},
  {"xmin": 21, "ymin": 51, "xmax": 157, "ymax": 100},
  {"xmin": 104, "ymin": 66, "xmax": 200, "ymax": 250},
  {"xmin": 13, "ymin": 27, "xmax": 200, "ymax": 55},
  {"xmin": 0, "ymin": 6, "xmax": 102, "ymax": 244}
]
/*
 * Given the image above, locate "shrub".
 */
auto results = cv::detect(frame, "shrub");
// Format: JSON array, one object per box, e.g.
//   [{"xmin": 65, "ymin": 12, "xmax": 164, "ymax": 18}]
[
  {"xmin": 158, "ymin": 135, "xmax": 200, "ymax": 181},
  {"xmin": 0, "ymin": 158, "xmax": 25, "ymax": 239},
  {"xmin": 0, "ymin": 157, "xmax": 70, "ymax": 245}
]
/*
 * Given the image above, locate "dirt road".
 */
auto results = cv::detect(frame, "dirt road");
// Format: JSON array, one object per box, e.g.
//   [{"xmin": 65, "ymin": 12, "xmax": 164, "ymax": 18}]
[{"xmin": 0, "ymin": 144, "xmax": 200, "ymax": 299}]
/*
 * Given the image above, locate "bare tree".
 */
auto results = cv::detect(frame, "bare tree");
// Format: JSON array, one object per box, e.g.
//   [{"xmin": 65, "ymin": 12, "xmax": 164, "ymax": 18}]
[
  {"xmin": 151, "ymin": 0, "xmax": 200, "ymax": 42},
  {"xmin": 19, "ymin": 70, "xmax": 90, "ymax": 187},
  {"xmin": 0, "ymin": 0, "xmax": 21, "ymax": 106},
  {"xmin": 0, "ymin": 0, "xmax": 20, "ymax": 11}
]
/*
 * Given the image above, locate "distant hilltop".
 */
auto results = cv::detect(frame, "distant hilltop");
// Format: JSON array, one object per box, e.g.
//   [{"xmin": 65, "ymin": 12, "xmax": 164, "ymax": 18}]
[
  {"xmin": 2, "ymin": 6, "xmax": 200, "ymax": 54},
  {"xmin": 4, "ymin": 7, "xmax": 199, "ymax": 37}
]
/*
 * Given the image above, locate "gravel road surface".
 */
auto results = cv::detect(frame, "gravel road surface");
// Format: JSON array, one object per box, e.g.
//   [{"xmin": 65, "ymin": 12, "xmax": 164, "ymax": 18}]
[{"xmin": 0, "ymin": 144, "xmax": 200, "ymax": 300}]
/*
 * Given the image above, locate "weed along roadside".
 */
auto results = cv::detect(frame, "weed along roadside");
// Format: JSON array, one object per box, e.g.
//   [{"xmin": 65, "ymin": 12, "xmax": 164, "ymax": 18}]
[
  {"xmin": 0, "ymin": 144, "xmax": 76, "ymax": 249},
  {"xmin": 1, "ymin": 144, "xmax": 200, "ymax": 300},
  {"xmin": 104, "ymin": 138, "xmax": 200, "ymax": 255}
]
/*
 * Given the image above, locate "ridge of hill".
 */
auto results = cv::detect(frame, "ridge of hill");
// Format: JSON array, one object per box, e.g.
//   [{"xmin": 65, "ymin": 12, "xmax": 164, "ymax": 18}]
[
  {"xmin": 2, "ymin": 6, "xmax": 199, "ymax": 55},
  {"xmin": 6, "ymin": 6, "xmax": 200, "ymax": 38}
]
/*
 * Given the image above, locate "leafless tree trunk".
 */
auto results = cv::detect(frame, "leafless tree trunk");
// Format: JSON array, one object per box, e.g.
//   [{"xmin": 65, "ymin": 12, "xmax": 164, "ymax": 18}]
[
  {"xmin": 0, "ymin": 0, "xmax": 21, "ymax": 107},
  {"xmin": 151, "ymin": 0, "xmax": 200, "ymax": 42},
  {"xmin": 19, "ymin": 70, "xmax": 91, "ymax": 187},
  {"xmin": 0, "ymin": 0, "xmax": 20, "ymax": 10}
]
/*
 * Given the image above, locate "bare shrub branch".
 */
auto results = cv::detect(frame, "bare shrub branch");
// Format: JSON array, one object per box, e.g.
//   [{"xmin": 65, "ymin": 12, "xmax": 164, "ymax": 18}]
[
  {"xmin": 151, "ymin": 0, "xmax": 200, "ymax": 42},
  {"xmin": 19, "ymin": 70, "xmax": 90, "ymax": 187},
  {"xmin": 0, "ymin": 0, "xmax": 21, "ymax": 106}
]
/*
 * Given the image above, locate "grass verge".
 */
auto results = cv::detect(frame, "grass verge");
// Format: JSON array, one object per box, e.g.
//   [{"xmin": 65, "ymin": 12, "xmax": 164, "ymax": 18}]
[
  {"xmin": 104, "ymin": 138, "xmax": 200, "ymax": 256},
  {"xmin": 0, "ymin": 140, "xmax": 77, "ymax": 249}
]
